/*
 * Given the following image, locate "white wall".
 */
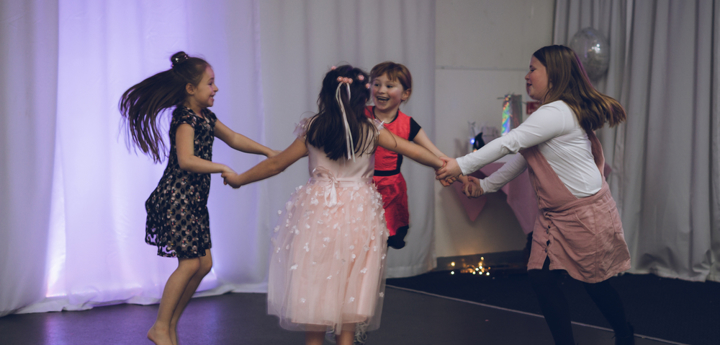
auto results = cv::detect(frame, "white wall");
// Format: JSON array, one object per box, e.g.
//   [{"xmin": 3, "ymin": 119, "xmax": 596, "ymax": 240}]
[{"xmin": 433, "ymin": 0, "xmax": 555, "ymax": 257}]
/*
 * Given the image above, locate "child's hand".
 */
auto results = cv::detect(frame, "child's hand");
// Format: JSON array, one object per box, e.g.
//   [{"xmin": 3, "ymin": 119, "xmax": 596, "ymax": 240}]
[
  {"xmin": 438, "ymin": 176, "xmax": 457, "ymax": 186},
  {"xmin": 436, "ymin": 157, "xmax": 462, "ymax": 181},
  {"xmin": 435, "ymin": 158, "xmax": 455, "ymax": 186},
  {"xmin": 462, "ymin": 176, "xmax": 484, "ymax": 198},
  {"xmin": 220, "ymin": 165, "xmax": 236, "ymax": 175},
  {"xmin": 221, "ymin": 171, "xmax": 242, "ymax": 189}
]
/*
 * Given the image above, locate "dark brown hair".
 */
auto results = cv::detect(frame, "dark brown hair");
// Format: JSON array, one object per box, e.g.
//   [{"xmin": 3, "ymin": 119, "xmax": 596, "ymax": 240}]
[
  {"xmin": 369, "ymin": 61, "xmax": 412, "ymax": 102},
  {"xmin": 305, "ymin": 65, "xmax": 376, "ymax": 161},
  {"xmin": 119, "ymin": 51, "xmax": 209, "ymax": 162},
  {"xmin": 533, "ymin": 45, "xmax": 626, "ymax": 131}
]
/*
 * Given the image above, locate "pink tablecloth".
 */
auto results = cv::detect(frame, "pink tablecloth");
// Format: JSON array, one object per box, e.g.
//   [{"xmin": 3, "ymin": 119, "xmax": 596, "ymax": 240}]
[{"xmin": 452, "ymin": 160, "xmax": 611, "ymax": 235}]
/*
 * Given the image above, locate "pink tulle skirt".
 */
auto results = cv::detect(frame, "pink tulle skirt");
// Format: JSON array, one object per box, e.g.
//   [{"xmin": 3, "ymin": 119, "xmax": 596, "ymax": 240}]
[{"xmin": 267, "ymin": 177, "xmax": 389, "ymax": 335}]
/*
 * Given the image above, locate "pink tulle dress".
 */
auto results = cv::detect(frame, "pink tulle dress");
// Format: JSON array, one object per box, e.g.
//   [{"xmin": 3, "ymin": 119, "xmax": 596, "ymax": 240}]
[{"xmin": 267, "ymin": 118, "xmax": 389, "ymax": 335}]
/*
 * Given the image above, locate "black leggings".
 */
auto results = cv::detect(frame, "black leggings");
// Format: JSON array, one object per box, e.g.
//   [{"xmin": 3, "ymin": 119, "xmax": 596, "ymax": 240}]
[{"xmin": 527, "ymin": 257, "xmax": 631, "ymax": 345}]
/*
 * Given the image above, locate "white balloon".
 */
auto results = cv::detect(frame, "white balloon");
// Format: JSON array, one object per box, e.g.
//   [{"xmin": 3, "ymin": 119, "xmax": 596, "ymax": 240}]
[{"xmin": 569, "ymin": 27, "xmax": 610, "ymax": 80}]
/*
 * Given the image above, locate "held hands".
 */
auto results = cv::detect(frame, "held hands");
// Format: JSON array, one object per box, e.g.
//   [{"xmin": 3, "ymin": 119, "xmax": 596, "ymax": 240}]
[
  {"xmin": 436, "ymin": 157, "xmax": 462, "ymax": 181},
  {"xmin": 221, "ymin": 171, "xmax": 242, "ymax": 189},
  {"xmin": 220, "ymin": 166, "xmax": 242, "ymax": 189},
  {"xmin": 435, "ymin": 157, "xmax": 456, "ymax": 186},
  {"xmin": 462, "ymin": 176, "xmax": 484, "ymax": 198}
]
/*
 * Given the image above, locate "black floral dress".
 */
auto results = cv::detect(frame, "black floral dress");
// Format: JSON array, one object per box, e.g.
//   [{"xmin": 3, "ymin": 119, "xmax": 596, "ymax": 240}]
[{"xmin": 145, "ymin": 106, "xmax": 216, "ymax": 258}]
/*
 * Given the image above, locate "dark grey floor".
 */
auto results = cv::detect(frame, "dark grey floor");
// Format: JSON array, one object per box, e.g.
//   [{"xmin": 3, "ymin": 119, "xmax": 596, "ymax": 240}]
[{"xmin": 0, "ymin": 287, "xmax": 679, "ymax": 345}]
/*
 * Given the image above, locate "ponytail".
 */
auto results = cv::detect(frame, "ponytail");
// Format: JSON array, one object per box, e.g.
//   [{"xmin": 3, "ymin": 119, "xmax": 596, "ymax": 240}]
[{"xmin": 119, "ymin": 51, "xmax": 209, "ymax": 162}]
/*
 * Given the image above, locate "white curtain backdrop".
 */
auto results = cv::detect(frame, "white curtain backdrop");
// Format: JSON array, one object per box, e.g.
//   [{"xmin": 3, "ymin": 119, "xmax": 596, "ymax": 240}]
[
  {"xmin": 0, "ymin": 0, "xmax": 436, "ymax": 317},
  {"xmin": 554, "ymin": 0, "xmax": 720, "ymax": 282},
  {"xmin": 0, "ymin": 0, "xmax": 59, "ymax": 319}
]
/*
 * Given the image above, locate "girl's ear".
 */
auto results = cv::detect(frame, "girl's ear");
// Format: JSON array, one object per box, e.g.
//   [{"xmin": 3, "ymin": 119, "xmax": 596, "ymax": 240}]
[
  {"xmin": 402, "ymin": 88, "xmax": 411, "ymax": 102},
  {"xmin": 186, "ymin": 83, "xmax": 195, "ymax": 95}
]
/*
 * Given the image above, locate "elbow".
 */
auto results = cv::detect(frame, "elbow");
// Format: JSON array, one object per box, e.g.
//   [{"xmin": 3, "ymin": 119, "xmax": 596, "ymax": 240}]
[
  {"xmin": 273, "ymin": 166, "xmax": 286, "ymax": 175},
  {"xmin": 177, "ymin": 157, "xmax": 192, "ymax": 171},
  {"xmin": 267, "ymin": 159, "xmax": 286, "ymax": 176}
]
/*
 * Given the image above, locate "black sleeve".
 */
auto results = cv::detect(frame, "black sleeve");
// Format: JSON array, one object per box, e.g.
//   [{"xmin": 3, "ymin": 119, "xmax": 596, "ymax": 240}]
[{"xmin": 408, "ymin": 117, "xmax": 422, "ymax": 141}]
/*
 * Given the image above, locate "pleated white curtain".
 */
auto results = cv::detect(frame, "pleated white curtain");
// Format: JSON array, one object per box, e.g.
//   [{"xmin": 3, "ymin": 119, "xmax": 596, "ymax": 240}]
[
  {"xmin": 0, "ymin": 0, "xmax": 59, "ymax": 318},
  {"xmin": 554, "ymin": 0, "xmax": 720, "ymax": 282},
  {"xmin": 0, "ymin": 0, "xmax": 437, "ymax": 317}
]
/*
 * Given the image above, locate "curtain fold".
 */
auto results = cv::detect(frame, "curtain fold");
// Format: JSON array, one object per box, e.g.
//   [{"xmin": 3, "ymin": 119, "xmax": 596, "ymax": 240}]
[
  {"xmin": 1, "ymin": 0, "xmax": 437, "ymax": 316},
  {"xmin": 554, "ymin": 0, "xmax": 719, "ymax": 282},
  {"xmin": 553, "ymin": 0, "xmax": 629, "ymax": 177},
  {"xmin": 0, "ymin": 0, "xmax": 59, "ymax": 317},
  {"xmin": 712, "ymin": 0, "xmax": 720, "ymax": 282}
]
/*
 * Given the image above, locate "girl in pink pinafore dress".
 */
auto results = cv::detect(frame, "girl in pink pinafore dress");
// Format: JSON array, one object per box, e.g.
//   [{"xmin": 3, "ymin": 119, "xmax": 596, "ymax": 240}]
[
  {"xmin": 222, "ymin": 65, "xmax": 443, "ymax": 345},
  {"xmin": 438, "ymin": 45, "xmax": 635, "ymax": 345}
]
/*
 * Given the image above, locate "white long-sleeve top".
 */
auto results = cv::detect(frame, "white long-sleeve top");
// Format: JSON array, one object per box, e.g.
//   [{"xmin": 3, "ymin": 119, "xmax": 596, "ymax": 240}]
[{"xmin": 456, "ymin": 100, "xmax": 602, "ymax": 198}]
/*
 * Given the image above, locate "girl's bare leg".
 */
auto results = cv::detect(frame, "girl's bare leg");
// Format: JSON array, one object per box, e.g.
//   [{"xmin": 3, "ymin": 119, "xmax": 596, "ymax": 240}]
[
  {"xmin": 336, "ymin": 325, "xmax": 355, "ymax": 345},
  {"xmin": 305, "ymin": 331, "xmax": 325, "ymax": 345},
  {"xmin": 147, "ymin": 258, "xmax": 200, "ymax": 345},
  {"xmin": 169, "ymin": 250, "xmax": 213, "ymax": 345}
]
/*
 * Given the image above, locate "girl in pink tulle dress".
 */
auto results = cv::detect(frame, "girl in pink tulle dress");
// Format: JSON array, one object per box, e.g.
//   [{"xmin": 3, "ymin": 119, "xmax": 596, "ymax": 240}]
[{"xmin": 222, "ymin": 65, "xmax": 444, "ymax": 345}]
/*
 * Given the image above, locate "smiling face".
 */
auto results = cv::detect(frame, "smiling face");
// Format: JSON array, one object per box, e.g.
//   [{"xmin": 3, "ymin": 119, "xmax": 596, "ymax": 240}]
[
  {"xmin": 371, "ymin": 73, "xmax": 410, "ymax": 115},
  {"xmin": 525, "ymin": 56, "xmax": 549, "ymax": 102},
  {"xmin": 186, "ymin": 65, "xmax": 218, "ymax": 111}
]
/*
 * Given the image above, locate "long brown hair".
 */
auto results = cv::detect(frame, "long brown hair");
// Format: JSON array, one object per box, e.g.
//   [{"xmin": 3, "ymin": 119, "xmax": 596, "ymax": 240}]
[
  {"xmin": 533, "ymin": 45, "xmax": 626, "ymax": 131},
  {"xmin": 119, "ymin": 51, "xmax": 209, "ymax": 162},
  {"xmin": 305, "ymin": 65, "xmax": 376, "ymax": 161}
]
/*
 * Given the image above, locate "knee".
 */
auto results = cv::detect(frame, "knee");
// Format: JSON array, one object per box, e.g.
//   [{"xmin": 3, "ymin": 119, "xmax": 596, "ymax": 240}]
[
  {"xmin": 198, "ymin": 256, "xmax": 212, "ymax": 276},
  {"xmin": 179, "ymin": 258, "xmax": 201, "ymax": 274}
]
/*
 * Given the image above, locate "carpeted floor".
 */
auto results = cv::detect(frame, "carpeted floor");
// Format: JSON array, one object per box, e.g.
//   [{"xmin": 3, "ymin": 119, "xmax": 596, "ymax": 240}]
[{"xmin": 386, "ymin": 269, "xmax": 719, "ymax": 345}]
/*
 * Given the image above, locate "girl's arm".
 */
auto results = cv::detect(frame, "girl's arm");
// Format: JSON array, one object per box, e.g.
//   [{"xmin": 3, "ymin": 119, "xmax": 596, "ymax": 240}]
[
  {"xmin": 214, "ymin": 119, "xmax": 277, "ymax": 157},
  {"xmin": 412, "ymin": 128, "xmax": 471, "ymax": 186},
  {"xmin": 177, "ymin": 124, "xmax": 234, "ymax": 174},
  {"xmin": 451, "ymin": 154, "xmax": 527, "ymax": 198},
  {"xmin": 377, "ymin": 129, "xmax": 443, "ymax": 169},
  {"xmin": 477, "ymin": 154, "xmax": 527, "ymax": 193},
  {"xmin": 222, "ymin": 137, "xmax": 308, "ymax": 188},
  {"xmin": 439, "ymin": 104, "xmax": 569, "ymax": 180}
]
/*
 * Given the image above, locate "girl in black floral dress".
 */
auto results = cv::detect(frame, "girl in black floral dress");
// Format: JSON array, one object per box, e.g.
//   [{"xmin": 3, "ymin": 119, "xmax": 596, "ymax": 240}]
[{"xmin": 120, "ymin": 51, "xmax": 277, "ymax": 345}]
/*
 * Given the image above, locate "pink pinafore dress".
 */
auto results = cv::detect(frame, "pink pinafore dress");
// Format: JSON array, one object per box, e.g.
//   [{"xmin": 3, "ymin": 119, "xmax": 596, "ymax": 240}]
[{"xmin": 522, "ymin": 130, "xmax": 631, "ymax": 283}]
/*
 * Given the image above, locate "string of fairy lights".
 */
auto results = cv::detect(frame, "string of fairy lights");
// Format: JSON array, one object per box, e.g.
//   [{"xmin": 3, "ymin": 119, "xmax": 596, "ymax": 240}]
[{"xmin": 449, "ymin": 257, "xmax": 491, "ymax": 276}]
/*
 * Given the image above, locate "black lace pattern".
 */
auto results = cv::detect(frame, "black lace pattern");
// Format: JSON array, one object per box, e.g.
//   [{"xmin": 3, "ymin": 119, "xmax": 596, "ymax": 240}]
[{"xmin": 144, "ymin": 106, "xmax": 217, "ymax": 258}]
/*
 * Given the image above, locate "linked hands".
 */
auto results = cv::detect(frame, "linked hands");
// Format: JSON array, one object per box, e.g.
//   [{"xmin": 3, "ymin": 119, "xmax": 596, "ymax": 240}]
[
  {"xmin": 463, "ymin": 176, "xmax": 484, "ymax": 198},
  {"xmin": 436, "ymin": 157, "xmax": 462, "ymax": 180},
  {"xmin": 222, "ymin": 171, "xmax": 242, "ymax": 189},
  {"xmin": 436, "ymin": 157, "xmax": 484, "ymax": 198}
]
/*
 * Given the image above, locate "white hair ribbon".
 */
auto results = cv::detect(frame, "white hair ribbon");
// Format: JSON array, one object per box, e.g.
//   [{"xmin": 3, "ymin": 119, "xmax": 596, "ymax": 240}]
[{"xmin": 335, "ymin": 82, "xmax": 355, "ymax": 161}]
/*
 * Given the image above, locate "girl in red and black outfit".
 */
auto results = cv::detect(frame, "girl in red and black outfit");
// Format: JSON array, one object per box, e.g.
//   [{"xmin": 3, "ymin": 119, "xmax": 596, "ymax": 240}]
[{"xmin": 366, "ymin": 62, "xmax": 476, "ymax": 249}]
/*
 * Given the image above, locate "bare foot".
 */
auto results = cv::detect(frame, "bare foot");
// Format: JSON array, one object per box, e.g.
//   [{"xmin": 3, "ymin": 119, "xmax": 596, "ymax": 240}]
[{"xmin": 147, "ymin": 325, "xmax": 173, "ymax": 345}]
